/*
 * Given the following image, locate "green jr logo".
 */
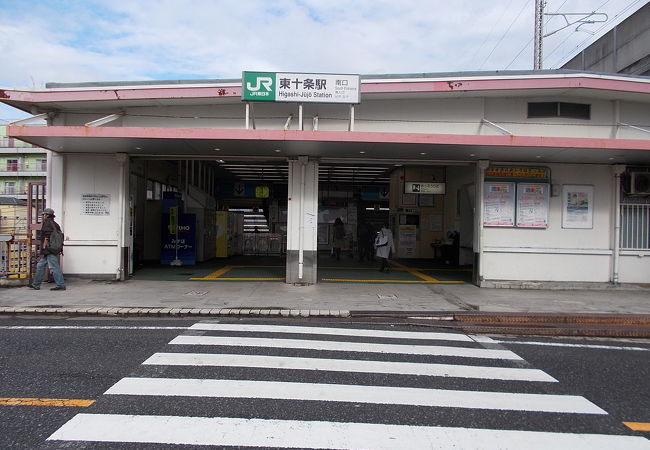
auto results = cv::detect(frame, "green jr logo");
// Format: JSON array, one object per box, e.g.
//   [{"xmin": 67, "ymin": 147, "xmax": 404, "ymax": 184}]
[{"xmin": 242, "ymin": 72, "xmax": 276, "ymax": 101}]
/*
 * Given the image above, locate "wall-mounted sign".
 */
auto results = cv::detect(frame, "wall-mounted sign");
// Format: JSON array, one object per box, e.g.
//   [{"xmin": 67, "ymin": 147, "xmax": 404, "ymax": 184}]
[
  {"xmin": 242, "ymin": 71, "xmax": 360, "ymax": 104},
  {"xmin": 483, "ymin": 182, "xmax": 515, "ymax": 227},
  {"xmin": 562, "ymin": 185, "xmax": 594, "ymax": 229},
  {"xmin": 255, "ymin": 186, "xmax": 270, "ymax": 198},
  {"xmin": 516, "ymin": 183, "xmax": 549, "ymax": 228},
  {"xmin": 485, "ymin": 166, "xmax": 550, "ymax": 181},
  {"xmin": 404, "ymin": 182, "xmax": 446, "ymax": 195},
  {"xmin": 81, "ymin": 193, "xmax": 110, "ymax": 216}
]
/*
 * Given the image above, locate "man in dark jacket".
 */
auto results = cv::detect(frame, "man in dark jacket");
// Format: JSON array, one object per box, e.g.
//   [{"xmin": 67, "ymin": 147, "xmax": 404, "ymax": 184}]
[{"xmin": 29, "ymin": 208, "xmax": 66, "ymax": 291}]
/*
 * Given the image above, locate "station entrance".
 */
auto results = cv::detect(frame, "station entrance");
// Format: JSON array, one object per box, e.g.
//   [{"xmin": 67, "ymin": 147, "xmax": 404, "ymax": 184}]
[{"xmin": 129, "ymin": 157, "xmax": 475, "ymax": 285}]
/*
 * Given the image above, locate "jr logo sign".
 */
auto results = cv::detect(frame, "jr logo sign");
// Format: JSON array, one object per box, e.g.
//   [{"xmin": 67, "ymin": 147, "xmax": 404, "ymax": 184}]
[{"xmin": 242, "ymin": 72, "xmax": 276, "ymax": 101}]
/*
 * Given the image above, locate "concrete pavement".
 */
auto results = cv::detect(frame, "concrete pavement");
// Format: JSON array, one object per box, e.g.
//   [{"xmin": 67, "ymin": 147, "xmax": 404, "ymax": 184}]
[{"xmin": 0, "ymin": 277, "xmax": 648, "ymax": 318}]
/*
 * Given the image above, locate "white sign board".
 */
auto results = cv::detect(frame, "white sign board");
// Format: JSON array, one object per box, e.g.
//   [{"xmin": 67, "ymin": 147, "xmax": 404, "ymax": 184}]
[
  {"xmin": 404, "ymin": 182, "xmax": 446, "ymax": 194},
  {"xmin": 562, "ymin": 185, "xmax": 594, "ymax": 229},
  {"xmin": 516, "ymin": 183, "xmax": 549, "ymax": 228},
  {"xmin": 81, "ymin": 193, "xmax": 110, "ymax": 216},
  {"xmin": 243, "ymin": 71, "xmax": 360, "ymax": 104},
  {"xmin": 483, "ymin": 182, "xmax": 515, "ymax": 227}
]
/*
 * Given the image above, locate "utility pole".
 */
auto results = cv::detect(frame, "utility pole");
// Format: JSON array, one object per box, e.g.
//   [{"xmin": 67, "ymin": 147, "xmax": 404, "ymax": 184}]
[{"xmin": 534, "ymin": 0, "xmax": 545, "ymax": 70}]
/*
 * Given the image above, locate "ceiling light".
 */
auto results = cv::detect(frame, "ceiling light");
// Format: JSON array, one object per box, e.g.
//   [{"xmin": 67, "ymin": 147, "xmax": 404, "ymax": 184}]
[
  {"xmin": 135, "ymin": 147, "xmax": 142, "ymax": 150},
  {"xmin": 359, "ymin": 151, "xmax": 365, "ymax": 154},
  {"xmin": 420, "ymin": 152, "xmax": 427, "ymax": 155},
  {"xmin": 469, "ymin": 154, "xmax": 476, "ymax": 157},
  {"xmin": 274, "ymin": 149, "xmax": 281, "ymax": 153},
  {"xmin": 214, "ymin": 148, "xmax": 221, "ymax": 151}
]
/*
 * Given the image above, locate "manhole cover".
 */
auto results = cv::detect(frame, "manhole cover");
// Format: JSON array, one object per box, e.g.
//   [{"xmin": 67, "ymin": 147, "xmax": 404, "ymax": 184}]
[{"xmin": 184, "ymin": 291, "xmax": 208, "ymax": 296}]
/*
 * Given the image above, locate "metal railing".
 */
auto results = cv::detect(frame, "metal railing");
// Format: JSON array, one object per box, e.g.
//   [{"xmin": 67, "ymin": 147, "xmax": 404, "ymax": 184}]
[
  {"xmin": 621, "ymin": 204, "xmax": 650, "ymax": 250},
  {"xmin": 0, "ymin": 137, "xmax": 34, "ymax": 148},
  {"xmin": 0, "ymin": 163, "xmax": 47, "ymax": 172}
]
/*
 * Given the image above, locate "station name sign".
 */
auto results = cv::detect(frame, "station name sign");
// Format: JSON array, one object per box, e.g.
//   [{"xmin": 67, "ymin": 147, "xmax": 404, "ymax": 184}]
[
  {"xmin": 242, "ymin": 71, "xmax": 360, "ymax": 104},
  {"xmin": 404, "ymin": 182, "xmax": 446, "ymax": 195}
]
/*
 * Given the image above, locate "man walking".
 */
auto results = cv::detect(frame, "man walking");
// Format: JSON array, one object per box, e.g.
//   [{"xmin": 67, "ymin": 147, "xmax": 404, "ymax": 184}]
[{"xmin": 29, "ymin": 208, "xmax": 66, "ymax": 291}]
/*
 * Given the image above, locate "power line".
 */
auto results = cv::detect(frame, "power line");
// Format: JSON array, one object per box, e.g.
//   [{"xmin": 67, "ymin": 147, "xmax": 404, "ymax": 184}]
[
  {"xmin": 479, "ymin": 0, "xmax": 532, "ymax": 70},
  {"xmin": 466, "ymin": 0, "xmax": 516, "ymax": 68},
  {"xmin": 505, "ymin": 0, "xmax": 569, "ymax": 69},
  {"xmin": 542, "ymin": 0, "xmax": 611, "ymax": 65},
  {"xmin": 548, "ymin": 0, "xmax": 644, "ymax": 68}
]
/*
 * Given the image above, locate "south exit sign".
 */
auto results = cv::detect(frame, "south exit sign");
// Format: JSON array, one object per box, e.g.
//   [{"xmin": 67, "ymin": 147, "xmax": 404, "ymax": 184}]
[{"xmin": 404, "ymin": 182, "xmax": 446, "ymax": 194}]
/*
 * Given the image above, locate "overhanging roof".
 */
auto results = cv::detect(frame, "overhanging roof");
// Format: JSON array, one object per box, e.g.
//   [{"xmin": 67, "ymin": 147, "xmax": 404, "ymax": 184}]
[{"xmin": 2, "ymin": 70, "xmax": 650, "ymax": 165}]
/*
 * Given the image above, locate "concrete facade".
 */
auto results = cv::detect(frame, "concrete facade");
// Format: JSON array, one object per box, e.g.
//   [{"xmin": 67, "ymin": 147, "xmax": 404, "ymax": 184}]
[
  {"xmin": 562, "ymin": 3, "xmax": 650, "ymax": 75},
  {"xmin": 1, "ymin": 71, "xmax": 649, "ymax": 287}
]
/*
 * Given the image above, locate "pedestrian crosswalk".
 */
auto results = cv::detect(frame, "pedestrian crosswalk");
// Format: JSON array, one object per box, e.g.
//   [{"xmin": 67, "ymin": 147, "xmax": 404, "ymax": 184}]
[{"xmin": 47, "ymin": 322, "xmax": 650, "ymax": 449}]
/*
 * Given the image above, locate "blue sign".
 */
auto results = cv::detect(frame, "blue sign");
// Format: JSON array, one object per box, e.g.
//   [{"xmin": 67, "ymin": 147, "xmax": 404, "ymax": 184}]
[{"xmin": 161, "ymin": 213, "xmax": 196, "ymax": 265}]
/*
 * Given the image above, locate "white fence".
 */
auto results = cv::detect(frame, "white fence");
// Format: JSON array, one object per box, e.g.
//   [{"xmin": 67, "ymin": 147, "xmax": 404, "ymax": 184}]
[{"xmin": 621, "ymin": 204, "xmax": 650, "ymax": 250}]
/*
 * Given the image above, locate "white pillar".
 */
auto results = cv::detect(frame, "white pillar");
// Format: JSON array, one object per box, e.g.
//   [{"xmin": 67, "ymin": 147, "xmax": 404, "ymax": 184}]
[
  {"xmin": 286, "ymin": 157, "xmax": 318, "ymax": 284},
  {"xmin": 611, "ymin": 164, "xmax": 626, "ymax": 285},
  {"xmin": 116, "ymin": 153, "xmax": 129, "ymax": 280},
  {"xmin": 475, "ymin": 160, "xmax": 490, "ymax": 286}
]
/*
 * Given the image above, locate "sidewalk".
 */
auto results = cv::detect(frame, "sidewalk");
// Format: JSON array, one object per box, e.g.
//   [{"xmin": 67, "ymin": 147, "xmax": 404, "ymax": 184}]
[{"xmin": 1, "ymin": 277, "xmax": 648, "ymax": 316}]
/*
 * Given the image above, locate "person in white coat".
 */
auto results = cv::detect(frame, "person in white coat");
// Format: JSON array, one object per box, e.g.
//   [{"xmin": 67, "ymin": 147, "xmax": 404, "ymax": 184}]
[{"xmin": 374, "ymin": 223, "xmax": 395, "ymax": 273}]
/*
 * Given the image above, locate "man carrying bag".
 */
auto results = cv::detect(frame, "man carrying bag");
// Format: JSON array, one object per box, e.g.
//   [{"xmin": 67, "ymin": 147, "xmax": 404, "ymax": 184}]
[{"xmin": 29, "ymin": 208, "xmax": 66, "ymax": 291}]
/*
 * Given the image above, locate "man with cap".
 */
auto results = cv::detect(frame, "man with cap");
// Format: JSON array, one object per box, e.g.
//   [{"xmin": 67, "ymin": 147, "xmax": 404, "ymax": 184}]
[{"xmin": 29, "ymin": 208, "xmax": 66, "ymax": 291}]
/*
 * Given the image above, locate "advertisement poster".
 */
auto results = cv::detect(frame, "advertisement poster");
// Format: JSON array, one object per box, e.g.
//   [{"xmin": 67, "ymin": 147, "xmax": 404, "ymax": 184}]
[
  {"xmin": 516, "ymin": 183, "xmax": 549, "ymax": 228},
  {"xmin": 483, "ymin": 182, "xmax": 515, "ymax": 227},
  {"xmin": 562, "ymin": 185, "xmax": 594, "ymax": 229},
  {"xmin": 398, "ymin": 225, "xmax": 417, "ymax": 257},
  {"xmin": 161, "ymin": 213, "xmax": 196, "ymax": 265}
]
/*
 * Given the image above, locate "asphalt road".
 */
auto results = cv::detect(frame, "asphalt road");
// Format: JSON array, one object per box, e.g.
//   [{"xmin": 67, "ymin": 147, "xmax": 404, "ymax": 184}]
[{"xmin": 0, "ymin": 315, "xmax": 648, "ymax": 449}]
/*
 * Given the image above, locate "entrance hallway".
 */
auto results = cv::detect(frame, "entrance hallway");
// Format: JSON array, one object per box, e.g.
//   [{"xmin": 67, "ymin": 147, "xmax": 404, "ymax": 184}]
[{"xmin": 131, "ymin": 255, "xmax": 472, "ymax": 284}]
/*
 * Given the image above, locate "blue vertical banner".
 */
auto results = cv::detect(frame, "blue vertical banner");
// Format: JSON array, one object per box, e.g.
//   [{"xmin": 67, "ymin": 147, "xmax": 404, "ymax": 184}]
[{"xmin": 161, "ymin": 213, "xmax": 196, "ymax": 265}]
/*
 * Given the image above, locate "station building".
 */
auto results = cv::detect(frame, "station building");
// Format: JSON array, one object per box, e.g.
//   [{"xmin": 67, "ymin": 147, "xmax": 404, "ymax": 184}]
[{"xmin": 1, "ymin": 69, "xmax": 649, "ymax": 287}]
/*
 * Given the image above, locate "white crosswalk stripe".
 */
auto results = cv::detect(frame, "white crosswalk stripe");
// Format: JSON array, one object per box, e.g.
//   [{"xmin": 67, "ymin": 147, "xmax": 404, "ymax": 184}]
[
  {"xmin": 189, "ymin": 322, "xmax": 480, "ymax": 342},
  {"xmin": 144, "ymin": 351, "xmax": 557, "ymax": 381},
  {"xmin": 49, "ymin": 414, "xmax": 650, "ymax": 450},
  {"xmin": 170, "ymin": 334, "xmax": 522, "ymax": 359},
  {"xmin": 47, "ymin": 322, "xmax": 650, "ymax": 449},
  {"xmin": 106, "ymin": 377, "xmax": 606, "ymax": 413}
]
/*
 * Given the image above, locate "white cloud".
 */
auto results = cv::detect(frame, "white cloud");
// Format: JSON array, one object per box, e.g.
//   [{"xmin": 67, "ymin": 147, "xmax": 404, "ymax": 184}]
[{"xmin": 0, "ymin": 0, "xmax": 644, "ymax": 94}]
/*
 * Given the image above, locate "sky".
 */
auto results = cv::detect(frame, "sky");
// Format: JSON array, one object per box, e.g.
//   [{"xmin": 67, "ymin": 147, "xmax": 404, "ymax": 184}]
[{"xmin": 0, "ymin": 0, "xmax": 647, "ymax": 122}]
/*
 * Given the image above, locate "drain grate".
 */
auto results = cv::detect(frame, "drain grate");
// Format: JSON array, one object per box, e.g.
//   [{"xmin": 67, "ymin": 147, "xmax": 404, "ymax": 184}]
[{"xmin": 377, "ymin": 294, "xmax": 398, "ymax": 300}]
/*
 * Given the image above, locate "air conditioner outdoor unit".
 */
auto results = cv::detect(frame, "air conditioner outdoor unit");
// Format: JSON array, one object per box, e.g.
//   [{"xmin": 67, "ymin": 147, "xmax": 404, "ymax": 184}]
[{"xmin": 631, "ymin": 172, "xmax": 650, "ymax": 195}]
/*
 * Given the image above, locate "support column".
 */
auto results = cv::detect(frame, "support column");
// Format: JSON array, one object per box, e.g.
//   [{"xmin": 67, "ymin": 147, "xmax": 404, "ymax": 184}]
[
  {"xmin": 474, "ymin": 160, "xmax": 490, "ymax": 286},
  {"xmin": 286, "ymin": 156, "xmax": 319, "ymax": 284},
  {"xmin": 116, "ymin": 153, "xmax": 130, "ymax": 281}
]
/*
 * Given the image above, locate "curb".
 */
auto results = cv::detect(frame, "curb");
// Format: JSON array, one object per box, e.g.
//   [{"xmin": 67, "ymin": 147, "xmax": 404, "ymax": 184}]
[{"xmin": 0, "ymin": 306, "xmax": 350, "ymax": 318}]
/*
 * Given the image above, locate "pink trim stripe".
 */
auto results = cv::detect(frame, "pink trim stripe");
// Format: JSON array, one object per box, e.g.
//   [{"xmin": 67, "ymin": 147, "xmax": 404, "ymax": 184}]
[
  {"xmin": 8, "ymin": 125, "xmax": 650, "ymax": 151},
  {"xmin": 1, "ymin": 75, "xmax": 649, "ymax": 103}
]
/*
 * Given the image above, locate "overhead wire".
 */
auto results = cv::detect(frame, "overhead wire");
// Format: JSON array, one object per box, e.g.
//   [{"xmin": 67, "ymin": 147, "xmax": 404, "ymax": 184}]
[
  {"xmin": 504, "ymin": 0, "xmax": 569, "ymax": 69},
  {"xmin": 465, "ymin": 0, "xmax": 516, "ymax": 69},
  {"xmin": 542, "ymin": 0, "xmax": 612, "ymax": 66},
  {"xmin": 478, "ymin": 0, "xmax": 532, "ymax": 70},
  {"xmin": 548, "ymin": 0, "xmax": 644, "ymax": 68}
]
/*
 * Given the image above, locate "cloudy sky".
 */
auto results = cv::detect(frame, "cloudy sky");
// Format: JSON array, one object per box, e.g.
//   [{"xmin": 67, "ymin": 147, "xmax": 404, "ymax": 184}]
[{"xmin": 0, "ymin": 0, "xmax": 646, "ymax": 121}]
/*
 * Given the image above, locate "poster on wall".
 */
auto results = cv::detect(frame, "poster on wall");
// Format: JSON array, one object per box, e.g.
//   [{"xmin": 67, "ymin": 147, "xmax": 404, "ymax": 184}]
[
  {"xmin": 398, "ymin": 225, "xmax": 417, "ymax": 257},
  {"xmin": 81, "ymin": 193, "xmax": 110, "ymax": 215},
  {"xmin": 516, "ymin": 183, "xmax": 549, "ymax": 228},
  {"xmin": 562, "ymin": 185, "xmax": 594, "ymax": 229},
  {"xmin": 483, "ymin": 182, "xmax": 515, "ymax": 227}
]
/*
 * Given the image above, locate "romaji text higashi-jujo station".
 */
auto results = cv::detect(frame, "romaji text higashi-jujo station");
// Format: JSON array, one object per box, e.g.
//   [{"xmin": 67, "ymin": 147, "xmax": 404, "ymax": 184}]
[{"xmin": 2, "ymin": 70, "xmax": 650, "ymax": 287}]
